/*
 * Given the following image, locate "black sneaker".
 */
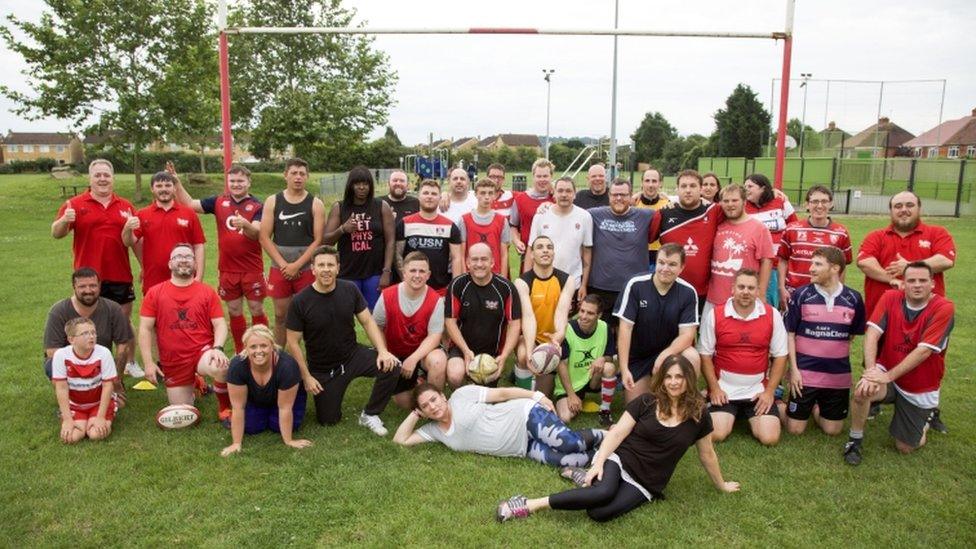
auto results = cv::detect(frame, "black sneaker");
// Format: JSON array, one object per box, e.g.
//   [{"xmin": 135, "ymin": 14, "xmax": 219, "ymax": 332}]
[
  {"xmin": 867, "ymin": 403, "xmax": 881, "ymax": 420},
  {"xmin": 843, "ymin": 439, "xmax": 863, "ymax": 466},
  {"xmin": 928, "ymin": 408, "xmax": 948, "ymax": 434},
  {"xmin": 598, "ymin": 410, "xmax": 614, "ymax": 428}
]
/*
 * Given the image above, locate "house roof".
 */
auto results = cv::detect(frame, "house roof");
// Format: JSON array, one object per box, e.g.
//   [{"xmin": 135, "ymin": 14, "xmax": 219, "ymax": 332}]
[
  {"xmin": 905, "ymin": 109, "xmax": 976, "ymax": 147},
  {"xmin": 4, "ymin": 131, "xmax": 75, "ymax": 145},
  {"xmin": 844, "ymin": 118, "xmax": 915, "ymax": 149},
  {"xmin": 477, "ymin": 135, "xmax": 499, "ymax": 147},
  {"xmin": 83, "ymin": 130, "xmax": 127, "ymax": 145},
  {"xmin": 451, "ymin": 137, "xmax": 476, "ymax": 148},
  {"xmin": 498, "ymin": 134, "xmax": 541, "ymax": 147}
]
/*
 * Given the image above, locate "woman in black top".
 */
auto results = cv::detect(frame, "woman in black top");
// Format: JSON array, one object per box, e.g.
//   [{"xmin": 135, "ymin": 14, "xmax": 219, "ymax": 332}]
[
  {"xmin": 323, "ymin": 166, "xmax": 395, "ymax": 309},
  {"xmin": 220, "ymin": 325, "xmax": 312, "ymax": 457},
  {"xmin": 496, "ymin": 354, "xmax": 739, "ymax": 522}
]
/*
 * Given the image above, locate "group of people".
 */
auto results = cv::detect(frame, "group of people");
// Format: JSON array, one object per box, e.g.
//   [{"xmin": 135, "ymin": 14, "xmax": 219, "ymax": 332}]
[{"xmin": 46, "ymin": 155, "xmax": 956, "ymax": 523}]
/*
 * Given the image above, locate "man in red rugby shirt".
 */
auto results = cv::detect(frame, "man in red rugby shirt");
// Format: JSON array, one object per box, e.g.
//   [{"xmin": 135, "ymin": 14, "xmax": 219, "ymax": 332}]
[
  {"xmin": 122, "ymin": 171, "xmax": 206, "ymax": 294},
  {"xmin": 842, "ymin": 262, "xmax": 954, "ymax": 465},
  {"xmin": 52, "ymin": 158, "xmax": 142, "ymax": 377},
  {"xmin": 509, "ymin": 158, "xmax": 555, "ymax": 272},
  {"xmin": 173, "ymin": 163, "xmax": 268, "ymax": 352},
  {"xmin": 139, "ymin": 244, "xmax": 231, "ymax": 415}
]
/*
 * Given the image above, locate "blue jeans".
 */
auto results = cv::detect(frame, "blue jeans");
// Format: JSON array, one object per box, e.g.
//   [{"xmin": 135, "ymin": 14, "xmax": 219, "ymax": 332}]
[
  {"xmin": 243, "ymin": 387, "xmax": 307, "ymax": 434},
  {"xmin": 524, "ymin": 403, "xmax": 603, "ymax": 467},
  {"xmin": 346, "ymin": 274, "xmax": 383, "ymax": 310}
]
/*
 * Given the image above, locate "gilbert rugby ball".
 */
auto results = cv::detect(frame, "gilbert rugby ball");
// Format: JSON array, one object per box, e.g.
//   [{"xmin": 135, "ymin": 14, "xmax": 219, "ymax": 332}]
[
  {"xmin": 529, "ymin": 343, "xmax": 562, "ymax": 375},
  {"xmin": 155, "ymin": 404, "xmax": 202, "ymax": 430}
]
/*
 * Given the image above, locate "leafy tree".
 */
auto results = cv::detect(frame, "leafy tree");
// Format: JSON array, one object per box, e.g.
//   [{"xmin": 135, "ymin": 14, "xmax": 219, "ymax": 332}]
[
  {"xmin": 631, "ymin": 112, "xmax": 678, "ymax": 164},
  {"xmin": 1, "ymin": 0, "xmax": 217, "ymax": 200},
  {"xmin": 229, "ymin": 0, "xmax": 397, "ymax": 162},
  {"xmin": 383, "ymin": 126, "xmax": 402, "ymax": 147},
  {"xmin": 713, "ymin": 84, "xmax": 771, "ymax": 158}
]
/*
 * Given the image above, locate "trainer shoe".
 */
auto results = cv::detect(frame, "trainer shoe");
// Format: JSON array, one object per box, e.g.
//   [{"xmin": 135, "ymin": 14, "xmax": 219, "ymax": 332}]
[
  {"xmin": 124, "ymin": 361, "xmax": 145, "ymax": 378},
  {"xmin": 496, "ymin": 495, "xmax": 530, "ymax": 522},
  {"xmin": 358, "ymin": 412, "xmax": 388, "ymax": 436},
  {"xmin": 598, "ymin": 409, "xmax": 614, "ymax": 428},
  {"xmin": 560, "ymin": 466, "xmax": 588, "ymax": 488},
  {"xmin": 928, "ymin": 408, "xmax": 948, "ymax": 434},
  {"xmin": 867, "ymin": 402, "xmax": 881, "ymax": 420},
  {"xmin": 843, "ymin": 439, "xmax": 863, "ymax": 466}
]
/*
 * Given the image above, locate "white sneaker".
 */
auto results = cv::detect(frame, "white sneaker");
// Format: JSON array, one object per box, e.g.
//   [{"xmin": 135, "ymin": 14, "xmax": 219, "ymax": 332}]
[
  {"xmin": 124, "ymin": 361, "xmax": 145, "ymax": 378},
  {"xmin": 358, "ymin": 412, "xmax": 388, "ymax": 436}
]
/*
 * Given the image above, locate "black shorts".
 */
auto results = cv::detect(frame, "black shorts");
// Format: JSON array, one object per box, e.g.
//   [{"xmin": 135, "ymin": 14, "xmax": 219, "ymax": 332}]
[
  {"xmin": 627, "ymin": 355, "xmax": 657, "ymax": 383},
  {"xmin": 881, "ymin": 386, "xmax": 935, "ymax": 448},
  {"xmin": 564, "ymin": 382, "xmax": 600, "ymax": 401},
  {"xmin": 100, "ymin": 281, "xmax": 135, "ymax": 305},
  {"xmin": 586, "ymin": 287, "xmax": 620, "ymax": 327},
  {"xmin": 786, "ymin": 387, "xmax": 850, "ymax": 421},
  {"xmin": 393, "ymin": 361, "xmax": 429, "ymax": 395},
  {"xmin": 709, "ymin": 398, "xmax": 779, "ymax": 420}
]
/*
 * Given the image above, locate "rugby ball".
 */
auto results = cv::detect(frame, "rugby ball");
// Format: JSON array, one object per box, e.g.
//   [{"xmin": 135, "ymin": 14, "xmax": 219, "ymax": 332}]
[
  {"xmin": 155, "ymin": 404, "xmax": 202, "ymax": 430},
  {"xmin": 529, "ymin": 343, "xmax": 561, "ymax": 375},
  {"xmin": 467, "ymin": 354, "xmax": 499, "ymax": 385}
]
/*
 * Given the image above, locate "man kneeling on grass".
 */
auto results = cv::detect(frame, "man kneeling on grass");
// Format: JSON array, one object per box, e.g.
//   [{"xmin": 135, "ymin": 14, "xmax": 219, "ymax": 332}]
[
  {"xmin": 393, "ymin": 383, "xmax": 604, "ymax": 468},
  {"xmin": 51, "ymin": 318, "xmax": 118, "ymax": 444}
]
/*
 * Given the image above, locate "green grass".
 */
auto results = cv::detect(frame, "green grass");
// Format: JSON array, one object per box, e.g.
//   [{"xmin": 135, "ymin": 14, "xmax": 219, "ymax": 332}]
[{"xmin": 1, "ymin": 173, "xmax": 974, "ymax": 546}]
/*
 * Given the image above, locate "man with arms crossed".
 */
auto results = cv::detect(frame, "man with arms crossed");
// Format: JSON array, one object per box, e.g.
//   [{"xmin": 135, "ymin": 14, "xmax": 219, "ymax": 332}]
[
  {"xmin": 395, "ymin": 179, "xmax": 464, "ymax": 296},
  {"xmin": 259, "ymin": 158, "xmax": 326, "ymax": 345},
  {"xmin": 698, "ymin": 269, "xmax": 787, "ymax": 446},
  {"xmin": 781, "ymin": 247, "xmax": 865, "ymax": 436},
  {"xmin": 615, "ymin": 243, "xmax": 699, "ymax": 404},
  {"xmin": 842, "ymin": 262, "xmax": 954, "ymax": 465},
  {"xmin": 286, "ymin": 246, "xmax": 401, "ymax": 435},
  {"xmin": 174, "ymin": 164, "xmax": 268, "ymax": 353},
  {"xmin": 52, "ymin": 158, "xmax": 141, "ymax": 377},
  {"xmin": 139, "ymin": 244, "xmax": 231, "ymax": 417},
  {"xmin": 373, "ymin": 252, "xmax": 449, "ymax": 409}
]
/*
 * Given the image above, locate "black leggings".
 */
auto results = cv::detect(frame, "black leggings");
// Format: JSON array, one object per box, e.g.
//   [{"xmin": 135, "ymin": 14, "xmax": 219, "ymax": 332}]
[{"xmin": 548, "ymin": 460, "xmax": 649, "ymax": 522}]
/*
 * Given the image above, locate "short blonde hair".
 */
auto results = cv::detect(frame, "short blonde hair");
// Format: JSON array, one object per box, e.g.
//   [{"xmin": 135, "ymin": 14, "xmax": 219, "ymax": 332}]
[
  {"xmin": 531, "ymin": 158, "xmax": 555, "ymax": 175},
  {"xmin": 65, "ymin": 317, "xmax": 95, "ymax": 337},
  {"xmin": 239, "ymin": 324, "xmax": 280, "ymax": 358}
]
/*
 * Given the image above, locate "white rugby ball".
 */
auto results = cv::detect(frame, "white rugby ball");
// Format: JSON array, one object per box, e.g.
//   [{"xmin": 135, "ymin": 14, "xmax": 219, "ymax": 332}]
[
  {"xmin": 529, "ymin": 343, "xmax": 561, "ymax": 375},
  {"xmin": 155, "ymin": 404, "xmax": 202, "ymax": 430},
  {"xmin": 467, "ymin": 354, "xmax": 499, "ymax": 385}
]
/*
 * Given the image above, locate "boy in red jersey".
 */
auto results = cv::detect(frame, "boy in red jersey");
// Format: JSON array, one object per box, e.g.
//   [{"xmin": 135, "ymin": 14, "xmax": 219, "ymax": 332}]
[
  {"xmin": 51, "ymin": 318, "xmax": 118, "ymax": 443},
  {"xmin": 509, "ymin": 158, "xmax": 555, "ymax": 271},
  {"xmin": 843, "ymin": 262, "xmax": 954, "ymax": 465},
  {"xmin": 460, "ymin": 178, "xmax": 510, "ymax": 276}
]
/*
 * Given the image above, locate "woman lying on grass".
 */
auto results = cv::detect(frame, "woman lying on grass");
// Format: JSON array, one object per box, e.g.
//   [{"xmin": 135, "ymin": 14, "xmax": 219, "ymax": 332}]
[{"xmin": 496, "ymin": 354, "xmax": 739, "ymax": 522}]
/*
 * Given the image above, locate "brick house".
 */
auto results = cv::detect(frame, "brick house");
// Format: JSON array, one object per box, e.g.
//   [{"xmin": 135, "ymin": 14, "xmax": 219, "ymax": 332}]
[
  {"xmin": 840, "ymin": 117, "xmax": 915, "ymax": 158},
  {"xmin": 3, "ymin": 131, "xmax": 83, "ymax": 165},
  {"xmin": 904, "ymin": 108, "xmax": 976, "ymax": 159}
]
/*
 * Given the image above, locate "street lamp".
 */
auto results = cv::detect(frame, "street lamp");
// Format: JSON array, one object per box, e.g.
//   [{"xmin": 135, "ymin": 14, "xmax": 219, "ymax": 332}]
[
  {"xmin": 799, "ymin": 72, "xmax": 812, "ymax": 158},
  {"xmin": 543, "ymin": 69, "xmax": 555, "ymax": 159}
]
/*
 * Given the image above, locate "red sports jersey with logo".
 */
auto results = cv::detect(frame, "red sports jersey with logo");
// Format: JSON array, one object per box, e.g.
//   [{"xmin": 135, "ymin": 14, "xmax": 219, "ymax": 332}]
[
  {"xmin": 140, "ymin": 281, "xmax": 223, "ymax": 368},
  {"xmin": 134, "ymin": 203, "xmax": 206, "ymax": 293},
  {"xmin": 657, "ymin": 202, "xmax": 724, "ymax": 296},
  {"xmin": 745, "ymin": 196, "xmax": 798, "ymax": 253},
  {"xmin": 712, "ymin": 302, "xmax": 775, "ymax": 380},
  {"xmin": 778, "ymin": 219, "xmax": 852, "ymax": 289},
  {"xmin": 202, "ymin": 193, "xmax": 264, "ymax": 273},
  {"xmin": 870, "ymin": 290, "xmax": 954, "ymax": 404},
  {"xmin": 51, "ymin": 344, "xmax": 118, "ymax": 410},
  {"xmin": 381, "ymin": 285, "xmax": 440, "ymax": 359},
  {"xmin": 461, "ymin": 212, "xmax": 507, "ymax": 274},
  {"xmin": 493, "ymin": 190, "xmax": 514, "ymax": 219},
  {"xmin": 56, "ymin": 191, "xmax": 136, "ymax": 283},
  {"xmin": 857, "ymin": 223, "xmax": 955, "ymax": 316},
  {"xmin": 511, "ymin": 191, "xmax": 554, "ymax": 244}
]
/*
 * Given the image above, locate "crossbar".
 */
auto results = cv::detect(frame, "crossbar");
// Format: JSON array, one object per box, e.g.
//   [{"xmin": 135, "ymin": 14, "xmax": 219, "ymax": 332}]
[{"xmin": 226, "ymin": 26, "xmax": 787, "ymax": 40}]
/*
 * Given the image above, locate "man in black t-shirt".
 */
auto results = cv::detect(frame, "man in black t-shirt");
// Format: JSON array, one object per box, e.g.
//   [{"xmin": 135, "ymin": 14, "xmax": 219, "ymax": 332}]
[
  {"xmin": 285, "ymin": 246, "xmax": 401, "ymax": 436},
  {"xmin": 573, "ymin": 164, "xmax": 610, "ymax": 210},
  {"xmin": 614, "ymin": 243, "xmax": 700, "ymax": 403},
  {"xmin": 445, "ymin": 243, "xmax": 522, "ymax": 387},
  {"xmin": 395, "ymin": 179, "xmax": 464, "ymax": 295},
  {"xmin": 383, "ymin": 170, "xmax": 420, "ymax": 285}
]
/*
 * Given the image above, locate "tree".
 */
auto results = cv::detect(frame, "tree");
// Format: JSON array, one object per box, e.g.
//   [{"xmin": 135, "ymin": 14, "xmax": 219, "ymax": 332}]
[
  {"xmin": 631, "ymin": 112, "xmax": 678, "ymax": 164},
  {"xmin": 713, "ymin": 84, "xmax": 771, "ymax": 158},
  {"xmin": 383, "ymin": 126, "xmax": 402, "ymax": 147},
  {"xmin": 1, "ymin": 0, "xmax": 217, "ymax": 201},
  {"xmin": 228, "ymin": 0, "xmax": 397, "ymax": 163}
]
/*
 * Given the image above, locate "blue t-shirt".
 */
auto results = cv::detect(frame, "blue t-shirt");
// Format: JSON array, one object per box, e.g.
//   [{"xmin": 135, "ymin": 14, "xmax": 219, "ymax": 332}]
[
  {"xmin": 226, "ymin": 350, "xmax": 302, "ymax": 408},
  {"xmin": 613, "ymin": 274, "xmax": 699, "ymax": 362},
  {"xmin": 588, "ymin": 207, "xmax": 656, "ymax": 291}
]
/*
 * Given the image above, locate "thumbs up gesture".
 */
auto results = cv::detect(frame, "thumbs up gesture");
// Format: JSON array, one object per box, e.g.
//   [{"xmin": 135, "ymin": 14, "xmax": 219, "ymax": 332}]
[
  {"xmin": 124, "ymin": 215, "xmax": 141, "ymax": 231},
  {"xmin": 61, "ymin": 200, "xmax": 76, "ymax": 224}
]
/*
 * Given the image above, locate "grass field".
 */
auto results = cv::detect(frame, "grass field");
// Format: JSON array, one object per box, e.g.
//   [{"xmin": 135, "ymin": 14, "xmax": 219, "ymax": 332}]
[{"xmin": 1, "ymin": 173, "xmax": 974, "ymax": 547}]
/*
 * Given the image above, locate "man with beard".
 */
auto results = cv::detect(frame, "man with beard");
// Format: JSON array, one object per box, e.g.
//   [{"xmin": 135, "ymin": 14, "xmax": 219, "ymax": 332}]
[
  {"xmin": 173, "ymin": 163, "xmax": 268, "ymax": 353},
  {"xmin": 139, "ymin": 244, "xmax": 230, "ymax": 416},
  {"xmin": 44, "ymin": 268, "xmax": 133, "ymax": 402},
  {"xmin": 52, "ymin": 159, "xmax": 141, "ymax": 376},
  {"xmin": 395, "ymin": 179, "xmax": 464, "ymax": 296},
  {"xmin": 382, "ymin": 169, "xmax": 421, "ymax": 221},
  {"xmin": 122, "ymin": 171, "xmax": 206, "ymax": 295},
  {"xmin": 705, "ymin": 184, "xmax": 774, "ymax": 316},
  {"xmin": 573, "ymin": 164, "xmax": 609, "ymax": 210}
]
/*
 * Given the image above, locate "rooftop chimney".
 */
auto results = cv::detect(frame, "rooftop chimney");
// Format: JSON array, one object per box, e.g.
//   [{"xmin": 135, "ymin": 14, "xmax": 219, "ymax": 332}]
[
  {"xmin": 879, "ymin": 117, "xmax": 890, "ymax": 125},
  {"xmin": 828, "ymin": 121, "xmax": 836, "ymax": 130},
  {"xmin": 971, "ymin": 107, "xmax": 976, "ymax": 117}
]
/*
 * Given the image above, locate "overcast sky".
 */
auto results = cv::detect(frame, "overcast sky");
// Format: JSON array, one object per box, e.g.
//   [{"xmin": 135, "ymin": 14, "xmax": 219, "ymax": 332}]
[{"xmin": 2, "ymin": 0, "xmax": 974, "ymax": 146}]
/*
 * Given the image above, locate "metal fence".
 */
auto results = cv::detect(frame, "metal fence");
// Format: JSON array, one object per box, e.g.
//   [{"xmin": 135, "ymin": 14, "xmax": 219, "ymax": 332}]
[
  {"xmin": 319, "ymin": 168, "xmax": 399, "ymax": 197},
  {"xmin": 697, "ymin": 157, "xmax": 973, "ymax": 217}
]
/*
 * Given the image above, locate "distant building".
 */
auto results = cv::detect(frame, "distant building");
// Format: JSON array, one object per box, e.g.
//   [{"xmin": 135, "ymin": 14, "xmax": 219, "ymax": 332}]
[
  {"xmin": 840, "ymin": 117, "xmax": 915, "ymax": 158},
  {"xmin": 451, "ymin": 137, "xmax": 478, "ymax": 150},
  {"xmin": 819, "ymin": 121, "xmax": 851, "ymax": 149},
  {"xmin": 904, "ymin": 108, "xmax": 976, "ymax": 159},
  {"xmin": 3, "ymin": 131, "xmax": 83, "ymax": 165},
  {"xmin": 477, "ymin": 134, "xmax": 542, "ymax": 151}
]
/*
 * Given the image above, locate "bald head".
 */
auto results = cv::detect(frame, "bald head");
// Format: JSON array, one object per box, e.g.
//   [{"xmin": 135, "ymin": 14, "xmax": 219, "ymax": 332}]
[{"xmin": 587, "ymin": 164, "xmax": 607, "ymax": 195}]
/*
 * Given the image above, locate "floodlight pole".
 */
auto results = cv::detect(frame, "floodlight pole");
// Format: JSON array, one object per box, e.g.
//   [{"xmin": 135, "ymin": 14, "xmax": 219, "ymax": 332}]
[
  {"xmin": 773, "ymin": 0, "xmax": 795, "ymax": 191},
  {"xmin": 608, "ymin": 0, "xmax": 620, "ymax": 179},
  {"xmin": 543, "ymin": 69, "xmax": 555, "ymax": 159},
  {"xmin": 218, "ymin": 0, "xmax": 233, "ymax": 190}
]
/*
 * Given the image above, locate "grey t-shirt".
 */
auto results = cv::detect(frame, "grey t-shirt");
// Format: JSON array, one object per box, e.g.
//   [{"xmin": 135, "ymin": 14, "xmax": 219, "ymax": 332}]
[
  {"xmin": 588, "ymin": 207, "xmax": 655, "ymax": 291},
  {"xmin": 372, "ymin": 284, "xmax": 445, "ymax": 334},
  {"xmin": 43, "ymin": 297, "xmax": 133, "ymax": 351},
  {"xmin": 417, "ymin": 385, "xmax": 534, "ymax": 457}
]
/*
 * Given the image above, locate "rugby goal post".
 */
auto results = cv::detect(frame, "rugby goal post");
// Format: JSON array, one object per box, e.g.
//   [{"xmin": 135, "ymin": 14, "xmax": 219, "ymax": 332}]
[{"xmin": 215, "ymin": 0, "xmax": 796, "ymax": 189}]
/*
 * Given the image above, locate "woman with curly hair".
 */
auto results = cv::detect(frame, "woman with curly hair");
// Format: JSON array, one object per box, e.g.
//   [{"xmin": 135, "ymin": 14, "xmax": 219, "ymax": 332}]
[{"xmin": 496, "ymin": 353, "xmax": 739, "ymax": 523}]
